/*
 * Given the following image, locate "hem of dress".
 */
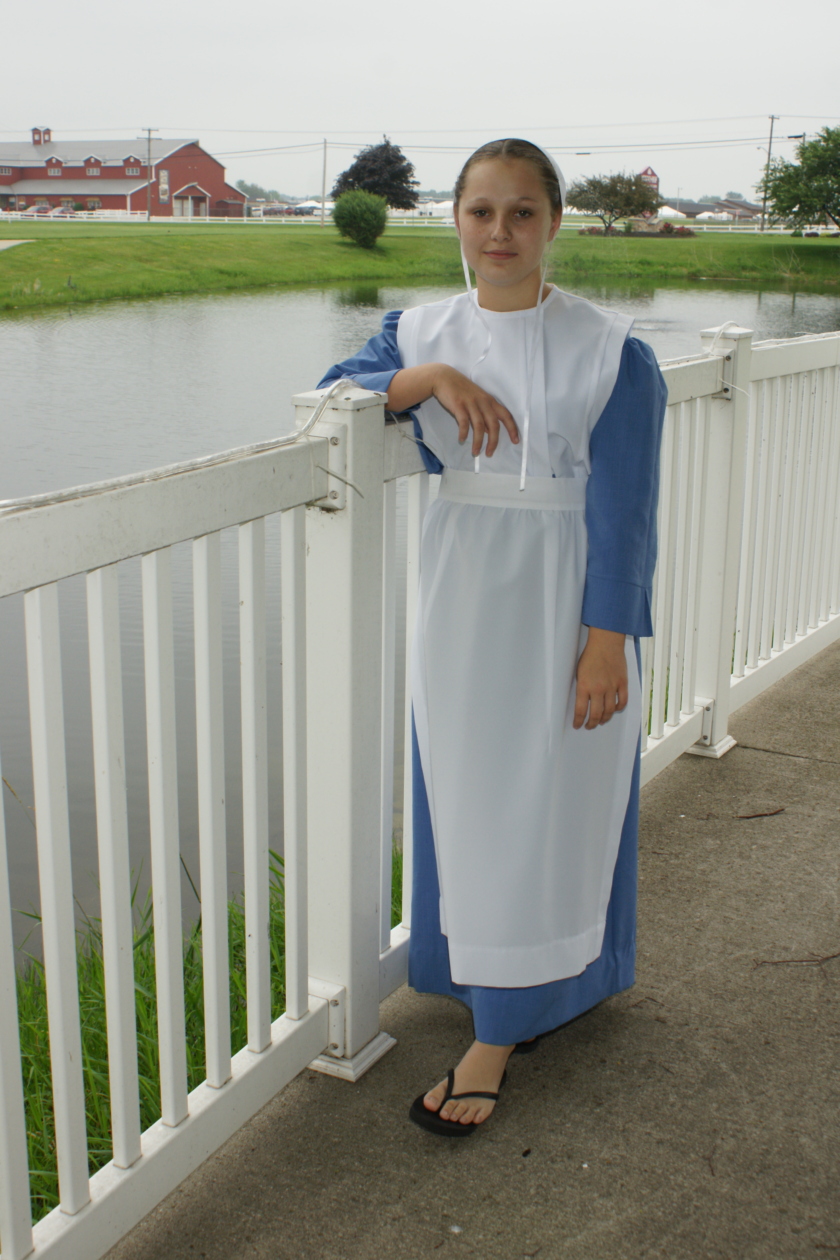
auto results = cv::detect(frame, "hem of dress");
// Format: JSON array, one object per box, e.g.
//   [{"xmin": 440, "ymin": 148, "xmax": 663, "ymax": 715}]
[
  {"xmin": 408, "ymin": 945, "xmax": 636, "ymax": 1045},
  {"xmin": 446, "ymin": 920, "xmax": 608, "ymax": 989}
]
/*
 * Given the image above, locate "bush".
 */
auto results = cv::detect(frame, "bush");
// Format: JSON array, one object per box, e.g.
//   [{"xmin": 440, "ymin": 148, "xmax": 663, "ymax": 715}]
[{"xmin": 333, "ymin": 190, "xmax": 388, "ymax": 249}]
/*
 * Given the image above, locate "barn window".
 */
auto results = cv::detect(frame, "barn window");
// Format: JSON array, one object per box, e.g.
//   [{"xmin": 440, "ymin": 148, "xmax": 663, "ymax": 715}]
[
  {"xmin": 87, "ymin": 198, "xmax": 101, "ymax": 210},
  {"xmin": 125, "ymin": 167, "xmax": 141, "ymax": 176},
  {"xmin": 86, "ymin": 167, "xmax": 100, "ymax": 177},
  {"xmin": 48, "ymin": 167, "xmax": 62, "ymax": 176},
  {"xmin": 0, "ymin": 168, "xmax": 12, "ymax": 176}
]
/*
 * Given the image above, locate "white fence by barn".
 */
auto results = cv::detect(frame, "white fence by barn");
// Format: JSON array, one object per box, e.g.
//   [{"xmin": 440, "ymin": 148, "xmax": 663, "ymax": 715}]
[{"xmin": 0, "ymin": 324, "xmax": 839, "ymax": 1260}]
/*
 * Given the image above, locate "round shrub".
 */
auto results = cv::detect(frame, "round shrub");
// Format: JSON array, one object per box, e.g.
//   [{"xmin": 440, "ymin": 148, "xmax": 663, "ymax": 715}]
[{"xmin": 333, "ymin": 190, "xmax": 388, "ymax": 249}]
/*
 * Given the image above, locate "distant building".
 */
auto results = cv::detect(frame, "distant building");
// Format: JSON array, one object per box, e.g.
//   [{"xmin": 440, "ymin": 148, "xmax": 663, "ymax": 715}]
[
  {"xmin": 0, "ymin": 128, "xmax": 246, "ymax": 217},
  {"xmin": 659, "ymin": 196, "xmax": 762, "ymax": 222}
]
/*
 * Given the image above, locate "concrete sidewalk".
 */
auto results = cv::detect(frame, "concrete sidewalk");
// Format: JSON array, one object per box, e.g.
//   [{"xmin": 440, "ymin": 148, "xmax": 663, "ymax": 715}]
[{"xmin": 108, "ymin": 642, "xmax": 840, "ymax": 1260}]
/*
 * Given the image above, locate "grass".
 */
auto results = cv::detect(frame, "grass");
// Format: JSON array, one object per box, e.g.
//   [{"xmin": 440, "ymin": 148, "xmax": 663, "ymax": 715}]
[
  {"xmin": 0, "ymin": 221, "xmax": 837, "ymax": 313},
  {"xmin": 15, "ymin": 846, "xmax": 405, "ymax": 1224}
]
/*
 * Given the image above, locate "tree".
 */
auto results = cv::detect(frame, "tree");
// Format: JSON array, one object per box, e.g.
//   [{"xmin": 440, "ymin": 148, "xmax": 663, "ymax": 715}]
[
  {"xmin": 566, "ymin": 172, "xmax": 661, "ymax": 232},
  {"xmin": 332, "ymin": 190, "xmax": 388, "ymax": 249},
  {"xmin": 235, "ymin": 179, "xmax": 288, "ymax": 203},
  {"xmin": 331, "ymin": 137, "xmax": 419, "ymax": 210},
  {"xmin": 758, "ymin": 127, "xmax": 840, "ymax": 229}
]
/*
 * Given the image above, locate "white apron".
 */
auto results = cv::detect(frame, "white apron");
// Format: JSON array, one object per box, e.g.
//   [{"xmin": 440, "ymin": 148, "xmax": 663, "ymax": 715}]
[{"xmin": 399, "ymin": 287, "xmax": 642, "ymax": 989}]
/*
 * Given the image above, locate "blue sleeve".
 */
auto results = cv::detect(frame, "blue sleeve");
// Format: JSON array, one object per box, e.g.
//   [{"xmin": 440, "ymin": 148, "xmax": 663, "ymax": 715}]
[
  {"xmin": 581, "ymin": 336, "xmax": 667, "ymax": 637},
  {"xmin": 317, "ymin": 309, "xmax": 404, "ymax": 396},
  {"xmin": 317, "ymin": 309, "xmax": 443, "ymax": 476}
]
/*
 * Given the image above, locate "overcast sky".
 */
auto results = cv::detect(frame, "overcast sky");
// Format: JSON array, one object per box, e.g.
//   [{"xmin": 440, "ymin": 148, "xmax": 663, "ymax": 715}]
[{"xmin": 6, "ymin": 0, "xmax": 838, "ymax": 202}]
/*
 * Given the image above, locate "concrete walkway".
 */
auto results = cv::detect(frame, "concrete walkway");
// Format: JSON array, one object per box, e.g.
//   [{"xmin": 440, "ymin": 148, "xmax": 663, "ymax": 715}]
[
  {"xmin": 108, "ymin": 642, "xmax": 839, "ymax": 1260},
  {"xmin": 0, "ymin": 240, "xmax": 33, "ymax": 252}
]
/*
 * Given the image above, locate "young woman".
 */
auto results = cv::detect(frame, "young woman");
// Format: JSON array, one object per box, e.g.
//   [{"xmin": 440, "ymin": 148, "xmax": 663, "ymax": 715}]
[{"xmin": 317, "ymin": 139, "xmax": 667, "ymax": 1137}]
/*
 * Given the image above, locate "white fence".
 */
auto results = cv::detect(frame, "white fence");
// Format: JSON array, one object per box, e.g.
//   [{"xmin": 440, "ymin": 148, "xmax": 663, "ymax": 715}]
[{"xmin": 1, "ymin": 325, "xmax": 839, "ymax": 1260}]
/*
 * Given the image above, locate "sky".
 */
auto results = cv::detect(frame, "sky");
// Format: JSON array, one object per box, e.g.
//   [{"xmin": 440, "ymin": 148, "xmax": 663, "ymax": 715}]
[{"xmin": 5, "ymin": 0, "xmax": 839, "ymax": 203}]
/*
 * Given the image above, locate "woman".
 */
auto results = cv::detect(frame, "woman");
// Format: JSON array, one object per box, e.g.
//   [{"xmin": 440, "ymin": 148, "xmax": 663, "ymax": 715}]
[{"xmin": 317, "ymin": 139, "xmax": 667, "ymax": 1136}]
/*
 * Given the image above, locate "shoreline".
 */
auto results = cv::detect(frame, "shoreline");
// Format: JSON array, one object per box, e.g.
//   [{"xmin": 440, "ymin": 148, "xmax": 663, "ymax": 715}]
[{"xmin": 0, "ymin": 224, "xmax": 837, "ymax": 313}]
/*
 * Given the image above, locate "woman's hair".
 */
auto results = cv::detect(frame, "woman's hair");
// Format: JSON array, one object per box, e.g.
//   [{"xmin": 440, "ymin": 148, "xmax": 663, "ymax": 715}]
[{"xmin": 453, "ymin": 139, "xmax": 563, "ymax": 213}]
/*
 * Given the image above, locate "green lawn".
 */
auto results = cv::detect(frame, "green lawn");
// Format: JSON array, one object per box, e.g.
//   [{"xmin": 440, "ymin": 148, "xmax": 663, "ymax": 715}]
[{"xmin": 0, "ymin": 221, "xmax": 837, "ymax": 312}]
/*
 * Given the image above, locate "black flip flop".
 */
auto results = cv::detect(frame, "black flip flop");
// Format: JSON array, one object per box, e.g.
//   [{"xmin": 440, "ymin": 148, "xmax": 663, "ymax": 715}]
[
  {"xmin": 408, "ymin": 1067, "xmax": 507, "ymax": 1137},
  {"xmin": 512, "ymin": 1034, "xmax": 544, "ymax": 1055}
]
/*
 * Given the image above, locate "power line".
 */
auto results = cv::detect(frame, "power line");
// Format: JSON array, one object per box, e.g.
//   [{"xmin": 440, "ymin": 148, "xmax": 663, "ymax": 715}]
[{"xmin": 2, "ymin": 113, "xmax": 837, "ymax": 138}]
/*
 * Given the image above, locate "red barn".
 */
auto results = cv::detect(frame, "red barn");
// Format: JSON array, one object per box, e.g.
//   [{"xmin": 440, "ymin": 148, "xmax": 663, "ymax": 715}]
[{"xmin": 0, "ymin": 127, "xmax": 246, "ymax": 217}]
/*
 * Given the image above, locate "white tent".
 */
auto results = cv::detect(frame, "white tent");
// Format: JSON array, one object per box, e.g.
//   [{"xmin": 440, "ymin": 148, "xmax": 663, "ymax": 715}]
[{"xmin": 658, "ymin": 204, "xmax": 689, "ymax": 220}]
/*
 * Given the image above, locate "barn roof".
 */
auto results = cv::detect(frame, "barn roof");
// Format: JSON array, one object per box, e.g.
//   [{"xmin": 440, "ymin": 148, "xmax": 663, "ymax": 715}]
[{"xmin": 0, "ymin": 138, "xmax": 198, "ymax": 167}]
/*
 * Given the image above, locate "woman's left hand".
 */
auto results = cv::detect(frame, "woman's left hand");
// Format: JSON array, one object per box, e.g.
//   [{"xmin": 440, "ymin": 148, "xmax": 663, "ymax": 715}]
[{"xmin": 573, "ymin": 627, "xmax": 628, "ymax": 730}]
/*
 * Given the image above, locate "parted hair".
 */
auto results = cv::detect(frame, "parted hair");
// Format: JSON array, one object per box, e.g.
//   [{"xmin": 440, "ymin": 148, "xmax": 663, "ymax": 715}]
[{"xmin": 453, "ymin": 139, "xmax": 563, "ymax": 213}]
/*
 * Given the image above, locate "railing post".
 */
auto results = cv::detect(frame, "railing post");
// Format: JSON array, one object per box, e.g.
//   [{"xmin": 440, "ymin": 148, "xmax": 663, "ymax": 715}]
[
  {"xmin": 292, "ymin": 385, "xmax": 396, "ymax": 1080},
  {"xmin": 687, "ymin": 325, "xmax": 753, "ymax": 757}
]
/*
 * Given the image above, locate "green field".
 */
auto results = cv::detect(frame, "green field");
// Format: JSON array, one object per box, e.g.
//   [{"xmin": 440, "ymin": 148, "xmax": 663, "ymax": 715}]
[{"xmin": 0, "ymin": 221, "xmax": 838, "ymax": 312}]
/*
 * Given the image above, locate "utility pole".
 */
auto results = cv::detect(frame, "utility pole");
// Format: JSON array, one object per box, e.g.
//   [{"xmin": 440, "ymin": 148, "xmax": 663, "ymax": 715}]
[
  {"xmin": 321, "ymin": 139, "xmax": 327, "ymax": 227},
  {"xmin": 143, "ymin": 128, "xmax": 159, "ymax": 223},
  {"xmin": 760, "ymin": 115, "xmax": 778, "ymax": 232}
]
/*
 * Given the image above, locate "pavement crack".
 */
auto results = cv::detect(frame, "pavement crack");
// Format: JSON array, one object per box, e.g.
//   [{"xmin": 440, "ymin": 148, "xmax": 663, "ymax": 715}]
[{"xmin": 735, "ymin": 743, "xmax": 840, "ymax": 767}]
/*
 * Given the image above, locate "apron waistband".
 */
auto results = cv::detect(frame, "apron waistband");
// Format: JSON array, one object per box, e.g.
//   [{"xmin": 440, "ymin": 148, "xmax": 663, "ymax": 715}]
[{"xmin": 438, "ymin": 468, "xmax": 587, "ymax": 511}]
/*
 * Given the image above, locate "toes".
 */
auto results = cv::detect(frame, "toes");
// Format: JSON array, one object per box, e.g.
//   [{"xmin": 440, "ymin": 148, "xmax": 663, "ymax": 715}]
[{"xmin": 423, "ymin": 1081, "xmax": 447, "ymax": 1112}]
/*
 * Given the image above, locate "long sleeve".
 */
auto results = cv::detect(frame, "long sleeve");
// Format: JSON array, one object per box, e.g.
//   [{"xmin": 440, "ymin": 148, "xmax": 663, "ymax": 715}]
[
  {"xmin": 581, "ymin": 336, "xmax": 667, "ymax": 637},
  {"xmin": 317, "ymin": 309, "xmax": 443, "ymax": 475}
]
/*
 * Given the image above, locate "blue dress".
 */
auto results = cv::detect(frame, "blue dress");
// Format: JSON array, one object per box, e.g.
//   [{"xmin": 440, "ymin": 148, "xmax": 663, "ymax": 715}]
[{"xmin": 319, "ymin": 307, "xmax": 667, "ymax": 1045}]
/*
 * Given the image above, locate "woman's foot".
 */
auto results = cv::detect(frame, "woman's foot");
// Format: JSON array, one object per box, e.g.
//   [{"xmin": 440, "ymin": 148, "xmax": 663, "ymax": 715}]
[{"xmin": 422, "ymin": 1039, "xmax": 514, "ymax": 1126}]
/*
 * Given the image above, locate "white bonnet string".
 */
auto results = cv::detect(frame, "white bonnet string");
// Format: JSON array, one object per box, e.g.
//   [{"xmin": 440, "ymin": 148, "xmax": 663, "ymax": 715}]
[{"xmin": 459, "ymin": 141, "xmax": 565, "ymax": 486}]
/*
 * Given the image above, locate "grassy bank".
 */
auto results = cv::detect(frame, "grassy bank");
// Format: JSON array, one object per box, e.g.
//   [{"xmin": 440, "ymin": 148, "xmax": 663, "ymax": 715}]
[
  {"xmin": 16, "ymin": 848, "xmax": 404, "ymax": 1223},
  {"xmin": 0, "ymin": 222, "xmax": 838, "ymax": 312}
]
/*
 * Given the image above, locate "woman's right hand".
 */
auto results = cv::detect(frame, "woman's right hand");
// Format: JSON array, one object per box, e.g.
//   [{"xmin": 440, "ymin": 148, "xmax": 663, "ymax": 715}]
[
  {"xmin": 432, "ymin": 366, "xmax": 519, "ymax": 457},
  {"xmin": 387, "ymin": 364, "xmax": 519, "ymax": 457}
]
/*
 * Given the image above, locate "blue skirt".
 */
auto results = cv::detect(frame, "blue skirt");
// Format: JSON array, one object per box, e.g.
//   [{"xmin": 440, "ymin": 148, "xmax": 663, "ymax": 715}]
[{"xmin": 407, "ymin": 708, "xmax": 640, "ymax": 1047}]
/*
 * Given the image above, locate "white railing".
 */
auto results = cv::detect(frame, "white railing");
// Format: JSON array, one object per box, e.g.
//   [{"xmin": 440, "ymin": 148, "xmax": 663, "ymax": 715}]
[{"xmin": 1, "ymin": 326, "xmax": 839, "ymax": 1260}]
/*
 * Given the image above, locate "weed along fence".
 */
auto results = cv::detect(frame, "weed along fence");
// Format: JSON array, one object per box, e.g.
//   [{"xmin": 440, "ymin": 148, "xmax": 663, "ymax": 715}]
[{"xmin": 1, "ymin": 324, "xmax": 839, "ymax": 1260}]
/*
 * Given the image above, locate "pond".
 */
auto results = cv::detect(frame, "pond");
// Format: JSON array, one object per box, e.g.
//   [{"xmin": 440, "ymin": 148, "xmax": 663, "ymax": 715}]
[{"xmin": 2, "ymin": 280, "xmax": 839, "ymax": 946}]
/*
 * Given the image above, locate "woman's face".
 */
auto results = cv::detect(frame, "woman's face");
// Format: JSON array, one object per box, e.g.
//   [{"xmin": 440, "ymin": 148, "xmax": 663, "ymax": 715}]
[{"xmin": 454, "ymin": 158, "xmax": 562, "ymax": 303}]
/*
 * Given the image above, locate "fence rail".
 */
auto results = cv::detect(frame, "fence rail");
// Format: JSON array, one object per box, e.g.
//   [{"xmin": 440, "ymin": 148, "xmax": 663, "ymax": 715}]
[
  {"xmin": 2, "ymin": 209, "xmax": 826, "ymax": 232},
  {"xmin": 1, "ymin": 325, "xmax": 839, "ymax": 1259}
]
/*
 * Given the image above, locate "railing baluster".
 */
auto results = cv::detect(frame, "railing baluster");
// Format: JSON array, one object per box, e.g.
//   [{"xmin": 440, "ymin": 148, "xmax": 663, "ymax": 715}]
[
  {"xmin": 759, "ymin": 377, "xmax": 784, "ymax": 660},
  {"xmin": 773, "ymin": 377, "xmax": 797, "ymax": 649},
  {"xmin": 733, "ymin": 380, "xmax": 761, "ymax": 676},
  {"xmin": 379, "ymin": 479, "xmax": 398, "ymax": 954},
  {"xmin": 24, "ymin": 583, "xmax": 90, "ymax": 1214},
  {"xmin": 798, "ymin": 370, "xmax": 822, "ymax": 634},
  {"xmin": 141, "ymin": 548, "xmax": 188, "ymax": 1127},
  {"xmin": 650, "ymin": 411, "xmax": 676, "ymax": 738},
  {"xmin": 87, "ymin": 565, "xmax": 142, "ymax": 1168},
  {"xmin": 681, "ymin": 397, "xmax": 706, "ymax": 711},
  {"xmin": 784, "ymin": 374, "xmax": 809, "ymax": 643},
  {"xmin": 0, "ymin": 748, "xmax": 34, "ymax": 1260},
  {"xmin": 809, "ymin": 368, "xmax": 832, "ymax": 629},
  {"xmin": 667, "ymin": 405, "xmax": 691, "ymax": 724},
  {"xmin": 281, "ymin": 505, "xmax": 309, "ymax": 1019},
  {"xmin": 401, "ymin": 471, "xmax": 429, "ymax": 928},
  {"xmin": 193, "ymin": 532, "xmax": 231, "ymax": 1088},
  {"xmin": 822, "ymin": 366, "xmax": 840, "ymax": 617},
  {"xmin": 746, "ymin": 381, "xmax": 771, "ymax": 670},
  {"xmin": 239, "ymin": 519, "xmax": 271, "ymax": 1053}
]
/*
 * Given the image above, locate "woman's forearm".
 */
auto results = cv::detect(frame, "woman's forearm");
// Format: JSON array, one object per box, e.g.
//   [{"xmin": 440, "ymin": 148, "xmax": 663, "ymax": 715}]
[{"xmin": 387, "ymin": 364, "xmax": 444, "ymax": 412}]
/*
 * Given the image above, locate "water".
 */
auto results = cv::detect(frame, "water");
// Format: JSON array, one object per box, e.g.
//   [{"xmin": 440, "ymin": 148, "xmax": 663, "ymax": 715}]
[{"xmin": 2, "ymin": 280, "xmax": 839, "ymax": 946}]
